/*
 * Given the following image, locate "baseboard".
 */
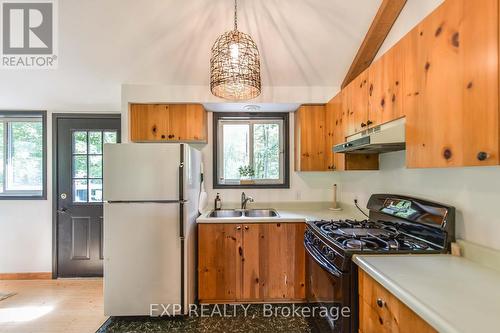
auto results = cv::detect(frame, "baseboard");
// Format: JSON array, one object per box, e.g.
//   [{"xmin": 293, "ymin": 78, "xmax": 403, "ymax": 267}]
[{"xmin": 0, "ymin": 272, "xmax": 52, "ymax": 280}]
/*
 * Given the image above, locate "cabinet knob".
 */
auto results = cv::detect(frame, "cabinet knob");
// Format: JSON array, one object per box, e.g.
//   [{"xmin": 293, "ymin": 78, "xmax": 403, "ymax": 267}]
[
  {"xmin": 161, "ymin": 134, "xmax": 166, "ymax": 139},
  {"xmin": 236, "ymin": 226, "xmax": 241, "ymax": 230},
  {"xmin": 376, "ymin": 298, "xmax": 385, "ymax": 308},
  {"xmin": 360, "ymin": 122, "xmax": 367, "ymax": 128},
  {"xmin": 244, "ymin": 226, "xmax": 249, "ymax": 230},
  {"xmin": 367, "ymin": 120, "xmax": 373, "ymax": 126},
  {"xmin": 477, "ymin": 152, "xmax": 489, "ymax": 161}
]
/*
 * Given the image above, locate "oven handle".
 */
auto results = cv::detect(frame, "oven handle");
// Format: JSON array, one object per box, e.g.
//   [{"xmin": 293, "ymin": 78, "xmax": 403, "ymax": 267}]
[{"xmin": 304, "ymin": 240, "xmax": 343, "ymax": 278}]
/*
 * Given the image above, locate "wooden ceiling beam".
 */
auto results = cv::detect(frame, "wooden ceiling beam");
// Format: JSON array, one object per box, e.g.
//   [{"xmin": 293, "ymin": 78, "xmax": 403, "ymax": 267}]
[{"xmin": 341, "ymin": 0, "xmax": 407, "ymax": 88}]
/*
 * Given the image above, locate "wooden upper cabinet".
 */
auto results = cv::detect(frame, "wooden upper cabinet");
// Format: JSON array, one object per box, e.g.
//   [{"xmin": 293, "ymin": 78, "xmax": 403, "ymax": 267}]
[
  {"xmin": 367, "ymin": 43, "xmax": 405, "ymax": 128},
  {"xmin": 326, "ymin": 93, "xmax": 346, "ymax": 171},
  {"xmin": 344, "ymin": 69, "xmax": 369, "ymax": 136},
  {"xmin": 405, "ymin": 0, "xmax": 499, "ymax": 168},
  {"xmin": 294, "ymin": 105, "xmax": 327, "ymax": 171},
  {"xmin": 129, "ymin": 104, "xmax": 207, "ymax": 142}
]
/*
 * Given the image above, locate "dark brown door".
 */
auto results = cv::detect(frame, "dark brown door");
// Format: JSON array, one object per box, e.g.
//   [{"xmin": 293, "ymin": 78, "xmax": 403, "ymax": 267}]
[{"xmin": 56, "ymin": 115, "xmax": 120, "ymax": 277}]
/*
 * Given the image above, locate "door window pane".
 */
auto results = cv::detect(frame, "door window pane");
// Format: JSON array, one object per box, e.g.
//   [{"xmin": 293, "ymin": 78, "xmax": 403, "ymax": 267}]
[
  {"xmin": 89, "ymin": 155, "xmax": 102, "ymax": 178},
  {"xmin": 7, "ymin": 122, "xmax": 43, "ymax": 191},
  {"xmin": 73, "ymin": 131, "xmax": 87, "ymax": 154},
  {"xmin": 73, "ymin": 155, "xmax": 87, "ymax": 178},
  {"xmin": 73, "ymin": 179, "xmax": 88, "ymax": 202},
  {"xmin": 89, "ymin": 179, "xmax": 103, "ymax": 202},
  {"xmin": 88, "ymin": 131, "xmax": 102, "ymax": 154},
  {"xmin": 253, "ymin": 124, "xmax": 280, "ymax": 180},
  {"xmin": 222, "ymin": 124, "xmax": 249, "ymax": 180},
  {"xmin": 103, "ymin": 131, "xmax": 117, "ymax": 144}
]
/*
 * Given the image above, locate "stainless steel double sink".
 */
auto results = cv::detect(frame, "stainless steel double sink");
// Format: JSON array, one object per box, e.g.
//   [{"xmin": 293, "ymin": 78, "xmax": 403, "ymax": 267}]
[{"xmin": 208, "ymin": 209, "xmax": 279, "ymax": 218}]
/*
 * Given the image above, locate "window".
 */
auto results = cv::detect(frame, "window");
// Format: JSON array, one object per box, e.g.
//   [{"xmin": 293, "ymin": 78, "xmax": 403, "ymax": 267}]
[
  {"xmin": 72, "ymin": 130, "xmax": 118, "ymax": 203},
  {"xmin": 0, "ymin": 111, "xmax": 47, "ymax": 199},
  {"xmin": 213, "ymin": 113, "xmax": 289, "ymax": 188}
]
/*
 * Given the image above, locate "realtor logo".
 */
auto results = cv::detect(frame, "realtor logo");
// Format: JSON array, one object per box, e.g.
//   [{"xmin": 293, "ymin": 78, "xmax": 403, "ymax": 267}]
[{"xmin": 1, "ymin": 0, "xmax": 58, "ymax": 68}]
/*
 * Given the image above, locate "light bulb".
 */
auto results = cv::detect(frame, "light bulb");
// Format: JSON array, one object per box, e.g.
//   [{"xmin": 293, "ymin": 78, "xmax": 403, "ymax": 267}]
[{"xmin": 230, "ymin": 43, "xmax": 239, "ymax": 60}]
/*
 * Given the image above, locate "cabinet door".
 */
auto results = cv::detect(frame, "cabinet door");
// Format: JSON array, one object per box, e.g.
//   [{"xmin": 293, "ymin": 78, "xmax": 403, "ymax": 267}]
[
  {"xmin": 168, "ymin": 104, "xmax": 207, "ymax": 141},
  {"xmin": 344, "ymin": 70, "xmax": 369, "ymax": 136},
  {"xmin": 406, "ymin": 0, "xmax": 499, "ymax": 168},
  {"xmin": 258, "ymin": 223, "xmax": 306, "ymax": 301},
  {"xmin": 130, "ymin": 104, "xmax": 170, "ymax": 141},
  {"xmin": 198, "ymin": 224, "xmax": 242, "ymax": 302},
  {"xmin": 294, "ymin": 105, "xmax": 327, "ymax": 171},
  {"xmin": 367, "ymin": 44, "xmax": 404, "ymax": 128},
  {"xmin": 327, "ymin": 93, "xmax": 346, "ymax": 171},
  {"xmin": 241, "ymin": 223, "xmax": 262, "ymax": 300}
]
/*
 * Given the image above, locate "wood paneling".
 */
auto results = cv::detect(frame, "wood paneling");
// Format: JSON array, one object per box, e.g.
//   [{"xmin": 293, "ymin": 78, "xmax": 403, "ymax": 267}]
[
  {"xmin": 342, "ymin": 0, "xmax": 407, "ymax": 88},
  {"xmin": 130, "ymin": 104, "xmax": 207, "ymax": 142},
  {"xmin": 359, "ymin": 270, "xmax": 437, "ymax": 333},
  {"xmin": 294, "ymin": 105, "xmax": 327, "ymax": 171},
  {"xmin": 198, "ymin": 224, "xmax": 242, "ymax": 302},
  {"xmin": 0, "ymin": 272, "xmax": 52, "ymax": 280},
  {"xmin": 199, "ymin": 223, "xmax": 306, "ymax": 303},
  {"xmin": 406, "ymin": 0, "xmax": 499, "ymax": 168}
]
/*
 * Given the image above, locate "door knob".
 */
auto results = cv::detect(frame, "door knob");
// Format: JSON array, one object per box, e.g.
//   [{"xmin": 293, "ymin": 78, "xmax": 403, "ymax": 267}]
[{"xmin": 60, "ymin": 193, "xmax": 67, "ymax": 199}]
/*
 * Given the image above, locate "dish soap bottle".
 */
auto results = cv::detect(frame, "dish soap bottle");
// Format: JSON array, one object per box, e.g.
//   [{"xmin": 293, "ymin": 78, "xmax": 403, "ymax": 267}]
[{"xmin": 214, "ymin": 193, "xmax": 222, "ymax": 211}]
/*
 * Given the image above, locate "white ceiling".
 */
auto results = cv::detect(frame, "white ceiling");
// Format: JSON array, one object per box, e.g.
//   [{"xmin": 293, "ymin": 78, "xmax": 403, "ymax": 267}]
[{"xmin": 0, "ymin": 0, "xmax": 383, "ymax": 110}]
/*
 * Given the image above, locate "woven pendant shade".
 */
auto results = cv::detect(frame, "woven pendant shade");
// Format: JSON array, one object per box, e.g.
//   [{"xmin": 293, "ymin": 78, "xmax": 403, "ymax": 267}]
[{"xmin": 210, "ymin": 1, "xmax": 261, "ymax": 100}]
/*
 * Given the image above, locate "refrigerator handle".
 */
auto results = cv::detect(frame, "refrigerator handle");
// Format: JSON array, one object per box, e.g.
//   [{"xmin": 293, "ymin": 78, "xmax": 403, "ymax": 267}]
[{"xmin": 179, "ymin": 144, "xmax": 185, "ymax": 239}]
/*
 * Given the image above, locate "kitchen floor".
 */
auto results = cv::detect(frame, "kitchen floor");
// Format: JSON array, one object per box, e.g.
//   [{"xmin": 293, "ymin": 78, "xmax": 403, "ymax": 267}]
[
  {"xmin": 0, "ymin": 279, "xmax": 106, "ymax": 333},
  {"xmin": 98, "ymin": 304, "xmax": 318, "ymax": 333}
]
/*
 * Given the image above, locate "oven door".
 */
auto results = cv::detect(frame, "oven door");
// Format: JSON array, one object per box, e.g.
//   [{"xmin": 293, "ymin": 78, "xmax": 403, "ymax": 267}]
[{"xmin": 305, "ymin": 240, "xmax": 352, "ymax": 333}]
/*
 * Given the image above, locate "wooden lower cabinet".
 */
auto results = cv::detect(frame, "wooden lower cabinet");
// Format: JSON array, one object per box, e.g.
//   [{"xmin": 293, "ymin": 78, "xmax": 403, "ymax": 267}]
[
  {"xmin": 358, "ymin": 270, "xmax": 437, "ymax": 333},
  {"xmin": 198, "ymin": 223, "xmax": 306, "ymax": 303}
]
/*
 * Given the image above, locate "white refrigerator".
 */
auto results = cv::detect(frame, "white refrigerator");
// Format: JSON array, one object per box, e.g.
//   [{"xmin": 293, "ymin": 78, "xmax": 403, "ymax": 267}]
[{"xmin": 103, "ymin": 143, "xmax": 201, "ymax": 316}]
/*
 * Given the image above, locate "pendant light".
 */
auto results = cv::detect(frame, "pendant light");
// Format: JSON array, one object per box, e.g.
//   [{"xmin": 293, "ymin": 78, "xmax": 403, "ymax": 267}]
[{"xmin": 210, "ymin": 0, "xmax": 261, "ymax": 100}]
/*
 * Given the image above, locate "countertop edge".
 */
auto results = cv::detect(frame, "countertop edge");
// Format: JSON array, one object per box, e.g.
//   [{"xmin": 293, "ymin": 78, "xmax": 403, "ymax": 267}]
[{"xmin": 353, "ymin": 255, "xmax": 460, "ymax": 333}]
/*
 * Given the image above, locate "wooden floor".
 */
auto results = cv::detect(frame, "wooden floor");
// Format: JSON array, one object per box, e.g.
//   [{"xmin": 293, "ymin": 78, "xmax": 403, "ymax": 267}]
[{"xmin": 0, "ymin": 279, "xmax": 106, "ymax": 333}]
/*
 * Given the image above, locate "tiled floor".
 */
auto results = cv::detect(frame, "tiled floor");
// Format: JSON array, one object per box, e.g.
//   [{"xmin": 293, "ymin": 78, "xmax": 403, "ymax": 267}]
[
  {"xmin": 0, "ymin": 279, "xmax": 106, "ymax": 333},
  {"xmin": 97, "ymin": 304, "xmax": 319, "ymax": 333}
]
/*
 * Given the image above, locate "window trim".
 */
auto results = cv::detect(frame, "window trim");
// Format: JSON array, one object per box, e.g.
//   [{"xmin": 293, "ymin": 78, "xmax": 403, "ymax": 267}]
[
  {"xmin": 213, "ymin": 112, "xmax": 290, "ymax": 189},
  {"xmin": 0, "ymin": 111, "xmax": 47, "ymax": 200}
]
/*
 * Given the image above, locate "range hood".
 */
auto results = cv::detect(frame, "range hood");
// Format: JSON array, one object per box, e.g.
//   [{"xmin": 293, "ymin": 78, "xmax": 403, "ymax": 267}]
[{"xmin": 333, "ymin": 118, "xmax": 406, "ymax": 154}]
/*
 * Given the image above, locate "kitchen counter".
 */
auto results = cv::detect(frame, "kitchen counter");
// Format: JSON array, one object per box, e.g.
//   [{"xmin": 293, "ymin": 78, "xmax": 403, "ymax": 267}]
[
  {"xmin": 196, "ymin": 202, "xmax": 366, "ymax": 223},
  {"xmin": 353, "ymin": 254, "xmax": 500, "ymax": 333}
]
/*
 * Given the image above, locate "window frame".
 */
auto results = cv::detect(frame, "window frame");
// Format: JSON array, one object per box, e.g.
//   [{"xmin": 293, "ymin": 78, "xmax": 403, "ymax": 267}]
[
  {"xmin": 0, "ymin": 110, "xmax": 47, "ymax": 200},
  {"xmin": 213, "ymin": 112, "xmax": 290, "ymax": 189}
]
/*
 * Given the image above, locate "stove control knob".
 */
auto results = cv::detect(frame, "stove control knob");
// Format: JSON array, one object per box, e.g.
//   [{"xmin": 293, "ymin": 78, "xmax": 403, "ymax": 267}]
[
  {"xmin": 312, "ymin": 238, "xmax": 320, "ymax": 246},
  {"xmin": 326, "ymin": 251, "xmax": 335, "ymax": 260}
]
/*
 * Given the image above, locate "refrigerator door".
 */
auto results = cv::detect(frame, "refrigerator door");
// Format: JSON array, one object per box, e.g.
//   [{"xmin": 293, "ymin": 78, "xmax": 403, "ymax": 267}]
[
  {"xmin": 182, "ymin": 145, "xmax": 202, "ymax": 308},
  {"xmin": 104, "ymin": 202, "xmax": 181, "ymax": 316},
  {"xmin": 103, "ymin": 143, "xmax": 182, "ymax": 201}
]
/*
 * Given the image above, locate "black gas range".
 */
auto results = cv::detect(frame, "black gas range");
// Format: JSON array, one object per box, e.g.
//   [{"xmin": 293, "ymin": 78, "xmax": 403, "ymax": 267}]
[{"xmin": 304, "ymin": 194, "xmax": 455, "ymax": 333}]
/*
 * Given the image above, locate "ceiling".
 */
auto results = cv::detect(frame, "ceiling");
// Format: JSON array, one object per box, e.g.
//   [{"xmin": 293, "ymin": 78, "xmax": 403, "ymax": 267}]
[{"xmin": 0, "ymin": 0, "xmax": 383, "ymax": 110}]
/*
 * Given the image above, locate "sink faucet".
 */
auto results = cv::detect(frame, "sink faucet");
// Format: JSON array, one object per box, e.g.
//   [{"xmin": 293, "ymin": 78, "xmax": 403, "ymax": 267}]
[{"xmin": 241, "ymin": 192, "xmax": 254, "ymax": 209}]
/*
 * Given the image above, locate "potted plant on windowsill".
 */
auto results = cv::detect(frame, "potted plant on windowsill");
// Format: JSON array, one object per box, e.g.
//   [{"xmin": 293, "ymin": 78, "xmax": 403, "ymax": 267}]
[{"xmin": 238, "ymin": 165, "xmax": 255, "ymax": 185}]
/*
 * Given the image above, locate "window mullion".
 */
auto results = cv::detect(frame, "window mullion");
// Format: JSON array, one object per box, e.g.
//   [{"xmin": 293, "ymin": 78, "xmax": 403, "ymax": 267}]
[
  {"xmin": 2, "ymin": 122, "xmax": 7, "ymax": 193},
  {"xmin": 249, "ymin": 121, "xmax": 254, "ymax": 170}
]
